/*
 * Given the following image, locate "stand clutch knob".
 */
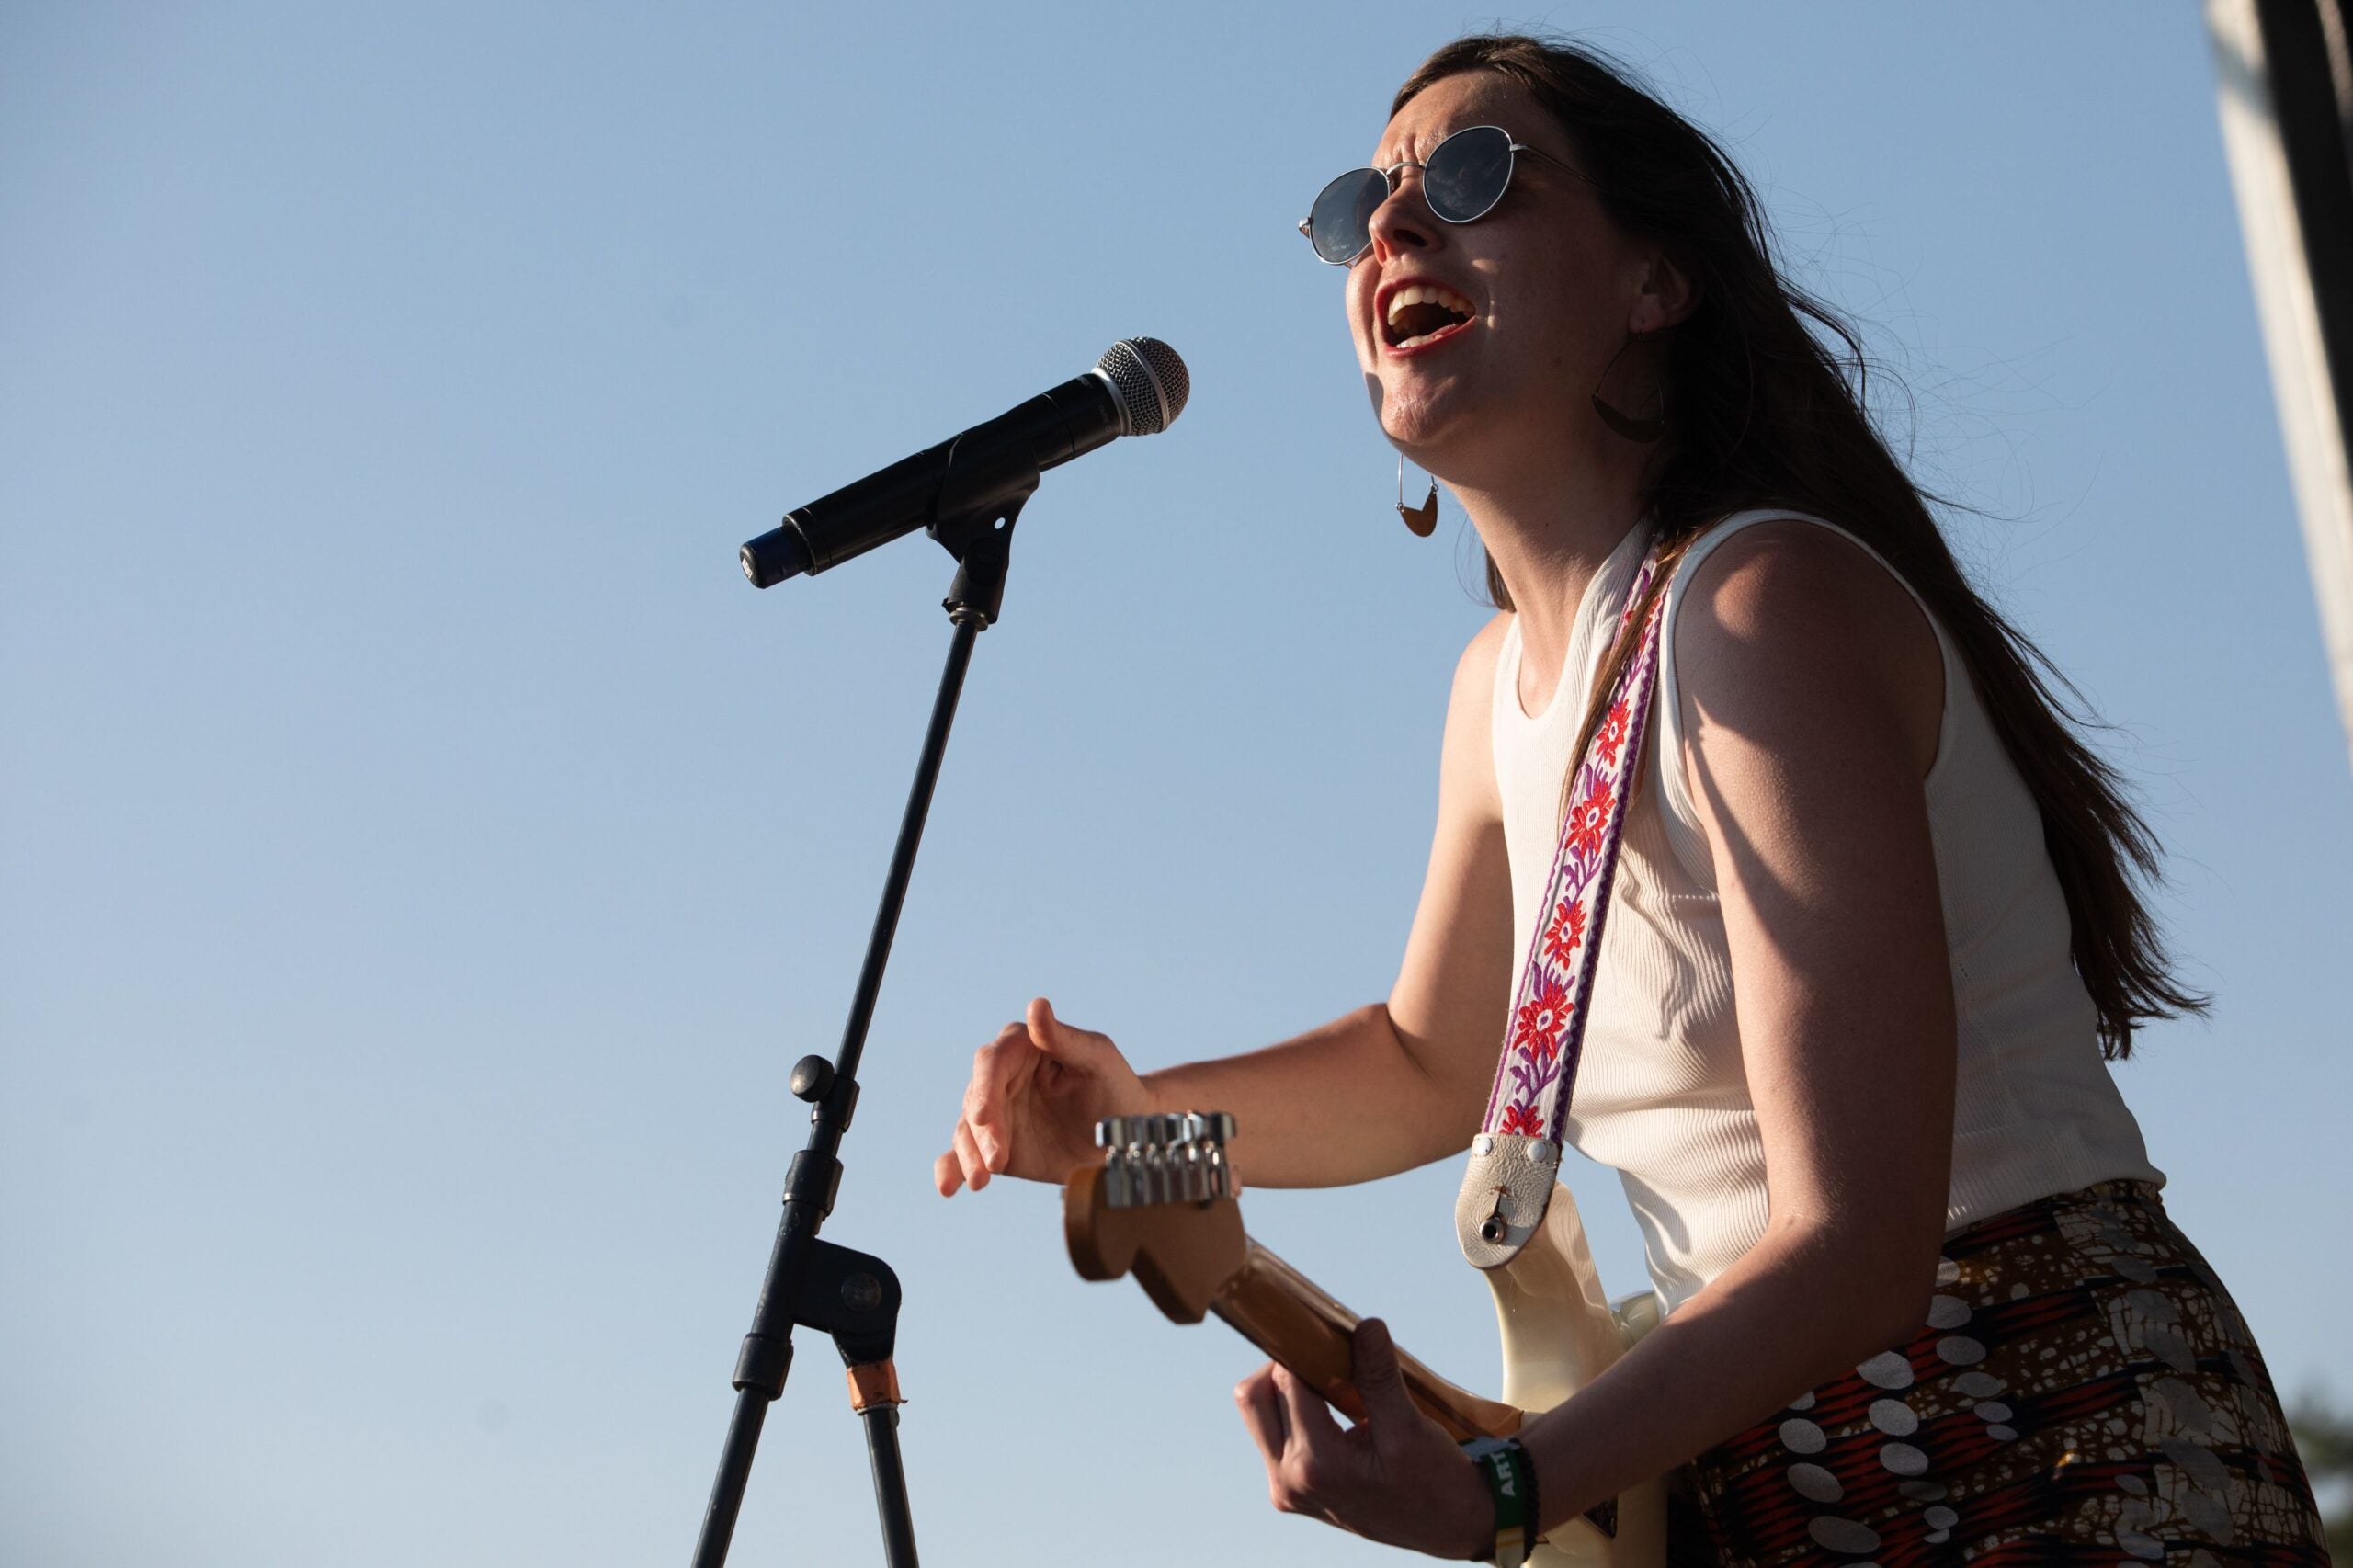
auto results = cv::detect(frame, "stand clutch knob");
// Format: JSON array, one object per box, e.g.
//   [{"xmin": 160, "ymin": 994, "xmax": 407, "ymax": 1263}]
[{"xmin": 790, "ymin": 1055, "xmax": 835, "ymax": 1103}]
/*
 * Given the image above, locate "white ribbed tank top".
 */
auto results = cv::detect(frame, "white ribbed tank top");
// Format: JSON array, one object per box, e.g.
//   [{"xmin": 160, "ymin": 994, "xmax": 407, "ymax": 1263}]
[{"xmin": 1491, "ymin": 508, "xmax": 2161, "ymax": 1312}]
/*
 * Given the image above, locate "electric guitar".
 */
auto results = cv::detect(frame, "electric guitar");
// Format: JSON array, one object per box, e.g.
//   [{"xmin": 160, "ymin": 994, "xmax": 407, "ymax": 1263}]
[{"xmin": 1063, "ymin": 1112, "xmax": 1666, "ymax": 1567}]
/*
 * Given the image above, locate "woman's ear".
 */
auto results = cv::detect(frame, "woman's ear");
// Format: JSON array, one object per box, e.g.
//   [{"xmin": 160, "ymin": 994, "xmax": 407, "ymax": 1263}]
[{"xmin": 1631, "ymin": 247, "xmax": 1700, "ymax": 335}]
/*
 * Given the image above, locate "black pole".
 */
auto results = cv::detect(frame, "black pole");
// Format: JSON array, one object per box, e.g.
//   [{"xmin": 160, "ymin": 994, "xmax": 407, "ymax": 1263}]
[
  {"xmin": 690, "ymin": 494, "xmax": 1028, "ymax": 1568},
  {"xmin": 861, "ymin": 1406, "xmax": 919, "ymax": 1568}
]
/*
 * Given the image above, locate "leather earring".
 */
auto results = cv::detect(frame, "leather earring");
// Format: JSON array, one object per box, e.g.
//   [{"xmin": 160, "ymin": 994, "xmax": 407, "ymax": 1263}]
[
  {"xmin": 1592, "ymin": 330, "xmax": 1667, "ymax": 443},
  {"xmin": 1397, "ymin": 452, "xmax": 1438, "ymax": 537}
]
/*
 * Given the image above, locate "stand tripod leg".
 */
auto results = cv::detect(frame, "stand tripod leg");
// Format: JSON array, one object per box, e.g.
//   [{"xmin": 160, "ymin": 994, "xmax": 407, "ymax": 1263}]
[
  {"xmin": 849, "ymin": 1362, "xmax": 917, "ymax": 1567},
  {"xmin": 696, "ymin": 1386, "xmax": 775, "ymax": 1562}
]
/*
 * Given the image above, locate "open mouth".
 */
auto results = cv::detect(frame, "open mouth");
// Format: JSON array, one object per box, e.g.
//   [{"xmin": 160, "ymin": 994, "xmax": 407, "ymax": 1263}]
[{"xmin": 1383, "ymin": 283, "xmax": 1475, "ymax": 349}]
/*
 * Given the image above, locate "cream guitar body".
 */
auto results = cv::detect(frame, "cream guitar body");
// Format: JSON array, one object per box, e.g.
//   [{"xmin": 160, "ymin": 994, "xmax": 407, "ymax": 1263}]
[
  {"xmin": 1063, "ymin": 1114, "xmax": 1667, "ymax": 1568},
  {"xmin": 1484, "ymin": 1178, "xmax": 1665, "ymax": 1567}
]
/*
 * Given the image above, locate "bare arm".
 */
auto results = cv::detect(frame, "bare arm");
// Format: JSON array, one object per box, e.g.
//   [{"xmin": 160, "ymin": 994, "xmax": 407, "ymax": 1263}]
[
  {"xmin": 1513, "ymin": 521, "xmax": 1956, "ymax": 1534},
  {"xmin": 1231, "ymin": 521, "xmax": 1958, "ymax": 1556},
  {"xmin": 936, "ymin": 614, "xmax": 1519, "ymax": 1195},
  {"xmin": 1138, "ymin": 612, "xmax": 1516, "ymax": 1186}
]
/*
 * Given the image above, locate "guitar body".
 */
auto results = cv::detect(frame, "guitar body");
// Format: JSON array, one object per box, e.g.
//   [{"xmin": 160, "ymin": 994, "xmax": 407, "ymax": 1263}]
[{"xmin": 1484, "ymin": 1180, "xmax": 1665, "ymax": 1568}]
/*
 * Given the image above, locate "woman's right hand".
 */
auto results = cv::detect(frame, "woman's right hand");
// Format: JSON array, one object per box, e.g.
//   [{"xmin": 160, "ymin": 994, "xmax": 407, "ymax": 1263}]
[{"xmin": 933, "ymin": 996, "xmax": 1149, "ymax": 1196}]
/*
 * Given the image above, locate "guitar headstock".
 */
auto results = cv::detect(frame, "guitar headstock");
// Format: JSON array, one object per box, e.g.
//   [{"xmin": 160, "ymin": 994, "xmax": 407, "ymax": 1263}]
[
  {"xmin": 1096, "ymin": 1112, "xmax": 1238, "ymax": 1207},
  {"xmin": 1064, "ymin": 1111, "xmax": 1248, "ymax": 1323}
]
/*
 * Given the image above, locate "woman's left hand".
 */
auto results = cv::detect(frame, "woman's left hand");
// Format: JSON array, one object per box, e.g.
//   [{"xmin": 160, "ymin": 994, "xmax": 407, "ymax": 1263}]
[{"xmin": 1233, "ymin": 1318, "xmax": 1496, "ymax": 1559}]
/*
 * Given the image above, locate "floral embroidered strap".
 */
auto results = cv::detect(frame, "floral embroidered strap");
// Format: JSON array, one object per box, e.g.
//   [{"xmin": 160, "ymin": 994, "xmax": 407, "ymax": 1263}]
[{"xmin": 1481, "ymin": 542, "xmax": 1667, "ymax": 1145}]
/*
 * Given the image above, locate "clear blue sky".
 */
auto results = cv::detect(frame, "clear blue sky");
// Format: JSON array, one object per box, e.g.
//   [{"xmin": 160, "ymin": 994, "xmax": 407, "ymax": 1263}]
[{"xmin": 5, "ymin": 4, "xmax": 2347, "ymax": 1564}]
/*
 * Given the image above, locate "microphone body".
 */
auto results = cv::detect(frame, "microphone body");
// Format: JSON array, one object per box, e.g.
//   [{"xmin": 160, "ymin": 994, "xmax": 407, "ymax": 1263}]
[{"xmin": 741, "ymin": 338, "xmax": 1188, "ymax": 589}]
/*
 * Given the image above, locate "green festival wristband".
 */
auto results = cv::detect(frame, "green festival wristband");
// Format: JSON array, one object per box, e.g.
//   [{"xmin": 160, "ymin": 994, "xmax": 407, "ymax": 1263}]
[{"xmin": 1460, "ymin": 1436, "xmax": 1537, "ymax": 1565}]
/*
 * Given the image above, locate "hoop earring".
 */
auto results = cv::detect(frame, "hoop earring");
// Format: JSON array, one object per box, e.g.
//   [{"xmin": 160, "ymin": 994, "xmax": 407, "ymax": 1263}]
[
  {"xmin": 1591, "ymin": 332, "xmax": 1667, "ymax": 444},
  {"xmin": 1397, "ymin": 451, "xmax": 1438, "ymax": 537}
]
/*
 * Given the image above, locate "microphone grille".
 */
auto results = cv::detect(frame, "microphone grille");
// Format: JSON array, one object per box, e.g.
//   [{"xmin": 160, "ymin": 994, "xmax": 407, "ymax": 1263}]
[{"xmin": 1096, "ymin": 337, "xmax": 1190, "ymax": 436}]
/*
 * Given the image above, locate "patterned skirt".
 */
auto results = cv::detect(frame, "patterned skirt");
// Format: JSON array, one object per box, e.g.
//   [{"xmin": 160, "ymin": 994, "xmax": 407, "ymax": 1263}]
[{"xmin": 1681, "ymin": 1181, "xmax": 2330, "ymax": 1568}]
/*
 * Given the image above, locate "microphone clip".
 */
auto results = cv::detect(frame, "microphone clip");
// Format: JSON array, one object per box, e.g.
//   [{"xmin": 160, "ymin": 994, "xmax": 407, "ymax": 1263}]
[{"xmin": 929, "ymin": 442, "xmax": 1037, "ymax": 628}]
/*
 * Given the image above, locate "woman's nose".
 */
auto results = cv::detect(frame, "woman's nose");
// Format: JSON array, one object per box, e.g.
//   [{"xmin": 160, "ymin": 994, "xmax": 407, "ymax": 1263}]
[{"xmin": 1365, "ymin": 170, "xmax": 1439, "ymax": 262}]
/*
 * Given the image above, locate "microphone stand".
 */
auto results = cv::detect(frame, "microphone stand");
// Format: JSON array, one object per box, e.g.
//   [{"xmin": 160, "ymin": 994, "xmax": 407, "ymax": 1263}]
[{"xmin": 690, "ymin": 472, "xmax": 1038, "ymax": 1568}]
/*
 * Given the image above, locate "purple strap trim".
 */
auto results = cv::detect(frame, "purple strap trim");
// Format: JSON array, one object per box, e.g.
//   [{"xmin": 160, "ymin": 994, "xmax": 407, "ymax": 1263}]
[{"xmin": 1479, "ymin": 544, "xmax": 1668, "ymax": 1142}]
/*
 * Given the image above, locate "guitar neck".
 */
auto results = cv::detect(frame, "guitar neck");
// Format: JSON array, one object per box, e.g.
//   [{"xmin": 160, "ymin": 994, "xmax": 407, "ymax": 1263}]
[{"xmin": 1210, "ymin": 1238, "xmax": 1523, "ymax": 1443}]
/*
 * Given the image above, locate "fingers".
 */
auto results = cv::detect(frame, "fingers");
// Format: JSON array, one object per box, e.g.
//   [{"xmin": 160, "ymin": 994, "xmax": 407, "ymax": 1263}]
[
  {"xmin": 1275, "ymin": 1360, "xmax": 1347, "ymax": 1450},
  {"xmin": 963, "ymin": 1019, "xmax": 1029, "ymax": 1118},
  {"xmin": 962, "ymin": 1019, "xmax": 1034, "ymax": 1169},
  {"xmin": 1349, "ymin": 1317, "xmax": 1415, "ymax": 1426},
  {"xmin": 1233, "ymin": 1363, "xmax": 1290, "ymax": 1467},
  {"xmin": 948, "ymin": 999, "xmax": 1121, "ymax": 1196},
  {"xmin": 1233, "ymin": 1334, "xmax": 1478, "ymax": 1555},
  {"xmin": 1248, "ymin": 1365, "xmax": 1348, "ymax": 1519},
  {"xmin": 951, "ymin": 1117, "xmax": 991, "ymax": 1191},
  {"xmin": 1026, "ymin": 995, "xmax": 1108, "ymax": 1066}
]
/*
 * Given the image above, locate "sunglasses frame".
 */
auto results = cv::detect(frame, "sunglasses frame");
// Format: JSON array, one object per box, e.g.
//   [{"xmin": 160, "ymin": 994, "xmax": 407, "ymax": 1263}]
[{"xmin": 1297, "ymin": 124, "xmax": 1586, "ymax": 267}]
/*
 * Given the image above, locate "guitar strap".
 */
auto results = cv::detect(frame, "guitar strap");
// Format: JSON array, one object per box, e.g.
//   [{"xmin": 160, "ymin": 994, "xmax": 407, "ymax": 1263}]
[{"xmin": 1455, "ymin": 539, "xmax": 1668, "ymax": 1270}]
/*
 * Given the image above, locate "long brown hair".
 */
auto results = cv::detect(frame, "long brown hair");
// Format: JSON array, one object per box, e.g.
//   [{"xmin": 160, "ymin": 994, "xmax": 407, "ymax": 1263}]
[{"xmin": 1394, "ymin": 33, "xmax": 2202, "ymax": 1058}]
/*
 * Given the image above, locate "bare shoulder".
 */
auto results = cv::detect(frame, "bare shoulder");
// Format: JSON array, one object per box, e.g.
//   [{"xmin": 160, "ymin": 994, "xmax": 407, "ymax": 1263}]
[
  {"xmin": 1453, "ymin": 608, "xmax": 1513, "ymax": 698},
  {"xmin": 1673, "ymin": 519, "xmax": 1942, "ymax": 775},
  {"xmin": 1436, "ymin": 610, "xmax": 1514, "ymax": 821},
  {"xmin": 1437, "ymin": 608, "xmax": 1512, "ymax": 735}
]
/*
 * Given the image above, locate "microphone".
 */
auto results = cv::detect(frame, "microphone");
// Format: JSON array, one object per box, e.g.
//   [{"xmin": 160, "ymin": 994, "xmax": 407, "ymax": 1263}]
[{"xmin": 740, "ymin": 337, "xmax": 1189, "ymax": 589}]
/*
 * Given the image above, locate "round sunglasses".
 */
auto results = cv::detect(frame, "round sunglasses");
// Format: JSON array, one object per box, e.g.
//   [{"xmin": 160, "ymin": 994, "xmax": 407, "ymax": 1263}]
[{"xmin": 1298, "ymin": 123, "xmax": 1586, "ymax": 267}]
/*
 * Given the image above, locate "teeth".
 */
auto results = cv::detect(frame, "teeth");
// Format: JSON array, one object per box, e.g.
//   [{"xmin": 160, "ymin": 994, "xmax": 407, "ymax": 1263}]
[{"xmin": 1384, "ymin": 283, "xmax": 1475, "ymax": 328}]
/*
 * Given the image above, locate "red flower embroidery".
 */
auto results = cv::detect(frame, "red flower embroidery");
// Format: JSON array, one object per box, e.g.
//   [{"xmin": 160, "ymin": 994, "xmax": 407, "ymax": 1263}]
[
  {"xmin": 1488, "ymin": 556, "xmax": 1659, "ymax": 1149},
  {"xmin": 1512, "ymin": 976, "xmax": 1573, "ymax": 1062},
  {"xmin": 1594, "ymin": 699, "xmax": 1631, "ymax": 767},
  {"xmin": 1541, "ymin": 896, "xmax": 1586, "ymax": 971},
  {"xmin": 1497, "ymin": 1102, "xmax": 1545, "ymax": 1136},
  {"xmin": 1565, "ymin": 780, "xmax": 1614, "ymax": 861}
]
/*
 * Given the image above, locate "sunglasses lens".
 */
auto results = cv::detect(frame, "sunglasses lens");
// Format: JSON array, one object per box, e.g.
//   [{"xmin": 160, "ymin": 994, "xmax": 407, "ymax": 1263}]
[
  {"xmin": 1308, "ymin": 167, "xmax": 1387, "ymax": 264},
  {"xmin": 1424, "ymin": 125, "xmax": 1515, "ymax": 223}
]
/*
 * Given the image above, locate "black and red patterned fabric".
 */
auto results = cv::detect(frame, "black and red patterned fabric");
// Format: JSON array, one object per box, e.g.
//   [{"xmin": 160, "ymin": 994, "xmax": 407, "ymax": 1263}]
[{"xmin": 1683, "ymin": 1182, "xmax": 2330, "ymax": 1568}]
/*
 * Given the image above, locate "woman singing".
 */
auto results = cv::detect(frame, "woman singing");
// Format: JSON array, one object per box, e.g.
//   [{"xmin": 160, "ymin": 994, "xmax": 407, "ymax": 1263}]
[{"xmin": 934, "ymin": 33, "xmax": 2330, "ymax": 1568}]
